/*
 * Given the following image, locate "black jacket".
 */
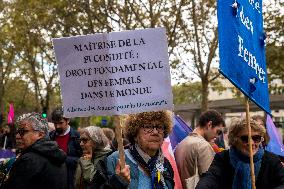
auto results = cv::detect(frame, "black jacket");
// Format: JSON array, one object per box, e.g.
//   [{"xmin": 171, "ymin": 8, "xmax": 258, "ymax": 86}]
[
  {"xmin": 89, "ymin": 152, "xmax": 129, "ymax": 189},
  {"xmin": 2, "ymin": 138, "xmax": 67, "ymax": 189},
  {"xmin": 50, "ymin": 127, "xmax": 82, "ymax": 189},
  {"xmin": 196, "ymin": 150, "xmax": 284, "ymax": 189}
]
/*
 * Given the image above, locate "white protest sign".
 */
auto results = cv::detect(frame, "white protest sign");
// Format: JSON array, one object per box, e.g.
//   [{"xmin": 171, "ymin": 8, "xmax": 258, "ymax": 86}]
[{"xmin": 53, "ymin": 28, "xmax": 173, "ymax": 117}]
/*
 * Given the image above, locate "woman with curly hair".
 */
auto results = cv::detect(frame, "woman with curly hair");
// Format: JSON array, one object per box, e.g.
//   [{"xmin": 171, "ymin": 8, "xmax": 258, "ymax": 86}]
[
  {"xmin": 91, "ymin": 110, "xmax": 174, "ymax": 189},
  {"xmin": 196, "ymin": 117, "xmax": 284, "ymax": 189}
]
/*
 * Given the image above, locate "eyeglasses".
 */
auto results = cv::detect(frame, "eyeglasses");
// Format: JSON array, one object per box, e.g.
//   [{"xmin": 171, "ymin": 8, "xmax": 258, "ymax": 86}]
[
  {"xmin": 239, "ymin": 135, "xmax": 263, "ymax": 144},
  {"xmin": 16, "ymin": 129, "xmax": 32, "ymax": 137},
  {"xmin": 79, "ymin": 137, "xmax": 90, "ymax": 144},
  {"xmin": 142, "ymin": 125, "xmax": 165, "ymax": 134}
]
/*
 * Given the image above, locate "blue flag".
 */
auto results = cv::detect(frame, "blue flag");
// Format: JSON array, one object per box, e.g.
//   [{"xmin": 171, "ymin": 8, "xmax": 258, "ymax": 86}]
[
  {"xmin": 266, "ymin": 115, "xmax": 284, "ymax": 157},
  {"xmin": 169, "ymin": 115, "xmax": 192, "ymax": 150},
  {"xmin": 217, "ymin": 0, "xmax": 271, "ymax": 114}
]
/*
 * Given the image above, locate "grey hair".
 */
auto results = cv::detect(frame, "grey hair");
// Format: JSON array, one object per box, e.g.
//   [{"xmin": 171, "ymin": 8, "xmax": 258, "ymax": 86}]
[
  {"xmin": 82, "ymin": 126, "xmax": 109, "ymax": 150},
  {"xmin": 16, "ymin": 112, "xmax": 49, "ymax": 135},
  {"xmin": 228, "ymin": 117, "xmax": 267, "ymax": 146}
]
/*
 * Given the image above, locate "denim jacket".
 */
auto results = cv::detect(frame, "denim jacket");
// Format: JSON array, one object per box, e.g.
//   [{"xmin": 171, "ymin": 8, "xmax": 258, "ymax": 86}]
[{"xmin": 106, "ymin": 149, "xmax": 174, "ymax": 189}]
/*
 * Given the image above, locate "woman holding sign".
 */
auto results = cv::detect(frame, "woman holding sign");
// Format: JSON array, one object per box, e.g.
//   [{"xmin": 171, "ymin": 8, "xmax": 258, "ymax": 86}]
[
  {"xmin": 94, "ymin": 111, "xmax": 174, "ymax": 189},
  {"xmin": 196, "ymin": 118, "xmax": 284, "ymax": 189}
]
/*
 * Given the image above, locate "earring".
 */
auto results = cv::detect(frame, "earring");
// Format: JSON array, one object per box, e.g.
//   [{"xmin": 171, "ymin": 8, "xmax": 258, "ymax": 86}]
[{"xmin": 261, "ymin": 137, "xmax": 264, "ymax": 142}]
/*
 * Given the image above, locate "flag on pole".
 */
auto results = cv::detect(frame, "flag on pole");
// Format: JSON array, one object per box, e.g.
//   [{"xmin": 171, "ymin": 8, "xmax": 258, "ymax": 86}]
[
  {"xmin": 169, "ymin": 115, "xmax": 193, "ymax": 150},
  {"xmin": 7, "ymin": 103, "xmax": 14, "ymax": 124},
  {"xmin": 162, "ymin": 137, "xmax": 183, "ymax": 189},
  {"xmin": 266, "ymin": 115, "xmax": 284, "ymax": 157},
  {"xmin": 162, "ymin": 115, "xmax": 193, "ymax": 189}
]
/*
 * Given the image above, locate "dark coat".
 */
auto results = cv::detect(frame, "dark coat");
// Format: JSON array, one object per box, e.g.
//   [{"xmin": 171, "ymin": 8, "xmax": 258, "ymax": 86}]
[
  {"xmin": 2, "ymin": 138, "xmax": 67, "ymax": 189},
  {"xmin": 50, "ymin": 127, "xmax": 82, "ymax": 189},
  {"xmin": 196, "ymin": 150, "xmax": 284, "ymax": 189},
  {"xmin": 88, "ymin": 151, "xmax": 129, "ymax": 189}
]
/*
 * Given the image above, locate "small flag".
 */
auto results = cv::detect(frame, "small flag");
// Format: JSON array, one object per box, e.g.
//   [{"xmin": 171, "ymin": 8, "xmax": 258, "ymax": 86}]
[
  {"xmin": 169, "ymin": 115, "xmax": 193, "ymax": 150},
  {"xmin": 7, "ymin": 103, "xmax": 14, "ymax": 124},
  {"xmin": 162, "ymin": 115, "xmax": 193, "ymax": 189},
  {"xmin": 266, "ymin": 115, "xmax": 284, "ymax": 157},
  {"xmin": 162, "ymin": 137, "xmax": 183, "ymax": 189}
]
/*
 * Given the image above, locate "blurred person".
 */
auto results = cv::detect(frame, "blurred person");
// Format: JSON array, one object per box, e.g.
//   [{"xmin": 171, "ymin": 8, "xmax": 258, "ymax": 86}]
[
  {"xmin": 0, "ymin": 125, "xmax": 16, "ymax": 151},
  {"xmin": 252, "ymin": 115, "xmax": 284, "ymax": 166},
  {"xmin": 91, "ymin": 111, "xmax": 175, "ymax": 189},
  {"xmin": 102, "ymin": 128, "xmax": 115, "ymax": 148},
  {"xmin": 50, "ymin": 107, "xmax": 82, "ymax": 189},
  {"xmin": 110, "ymin": 127, "xmax": 131, "ymax": 151},
  {"xmin": 175, "ymin": 110, "xmax": 225, "ymax": 189},
  {"xmin": 196, "ymin": 118, "xmax": 284, "ymax": 189},
  {"xmin": 75, "ymin": 126, "xmax": 112, "ymax": 189},
  {"xmin": 77, "ymin": 126, "xmax": 83, "ymax": 134},
  {"xmin": 2, "ymin": 112, "xmax": 67, "ymax": 189},
  {"xmin": 111, "ymin": 138, "xmax": 130, "ymax": 151},
  {"xmin": 215, "ymin": 127, "xmax": 229, "ymax": 150},
  {"xmin": 48, "ymin": 122, "xmax": 55, "ymax": 132},
  {"xmin": 251, "ymin": 115, "xmax": 270, "ymax": 147}
]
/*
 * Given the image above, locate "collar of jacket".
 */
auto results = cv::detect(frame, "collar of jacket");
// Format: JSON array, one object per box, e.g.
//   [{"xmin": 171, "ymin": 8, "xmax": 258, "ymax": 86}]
[{"xmin": 49, "ymin": 126, "xmax": 79, "ymax": 139}]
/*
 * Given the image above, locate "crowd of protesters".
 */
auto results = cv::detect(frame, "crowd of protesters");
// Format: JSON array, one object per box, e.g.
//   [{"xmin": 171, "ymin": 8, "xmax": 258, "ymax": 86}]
[{"xmin": 0, "ymin": 108, "xmax": 283, "ymax": 189}]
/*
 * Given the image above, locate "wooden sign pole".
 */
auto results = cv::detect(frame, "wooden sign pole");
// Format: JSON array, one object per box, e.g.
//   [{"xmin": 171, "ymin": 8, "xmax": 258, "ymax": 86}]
[
  {"xmin": 245, "ymin": 97, "xmax": 256, "ymax": 189},
  {"xmin": 114, "ymin": 115, "xmax": 125, "ymax": 169}
]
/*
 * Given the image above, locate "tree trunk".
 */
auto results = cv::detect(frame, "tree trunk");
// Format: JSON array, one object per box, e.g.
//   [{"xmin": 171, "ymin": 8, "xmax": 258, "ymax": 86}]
[
  {"xmin": 27, "ymin": 54, "xmax": 42, "ymax": 112},
  {"xmin": 201, "ymin": 78, "xmax": 209, "ymax": 112},
  {"xmin": 0, "ymin": 58, "xmax": 4, "ymax": 118},
  {"xmin": 44, "ymin": 89, "xmax": 50, "ymax": 116},
  {"xmin": 0, "ymin": 59, "xmax": 4, "ymax": 113}
]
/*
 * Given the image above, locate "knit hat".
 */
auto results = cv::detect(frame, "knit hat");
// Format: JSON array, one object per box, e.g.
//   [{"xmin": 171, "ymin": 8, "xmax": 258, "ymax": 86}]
[
  {"xmin": 16, "ymin": 112, "xmax": 49, "ymax": 134},
  {"xmin": 84, "ymin": 126, "xmax": 109, "ymax": 150}
]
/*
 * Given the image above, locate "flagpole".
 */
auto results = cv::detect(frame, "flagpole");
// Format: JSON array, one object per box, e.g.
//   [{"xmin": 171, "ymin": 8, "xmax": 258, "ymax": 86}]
[
  {"xmin": 245, "ymin": 97, "xmax": 256, "ymax": 189},
  {"xmin": 114, "ymin": 115, "xmax": 125, "ymax": 169},
  {"xmin": 3, "ymin": 136, "xmax": 7, "ymax": 150}
]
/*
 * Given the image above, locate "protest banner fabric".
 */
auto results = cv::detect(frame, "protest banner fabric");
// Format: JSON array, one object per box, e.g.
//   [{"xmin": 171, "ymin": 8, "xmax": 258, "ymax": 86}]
[
  {"xmin": 169, "ymin": 115, "xmax": 193, "ymax": 150},
  {"xmin": 217, "ymin": 0, "xmax": 271, "ymax": 114},
  {"xmin": 266, "ymin": 115, "xmax": 284, "ymax": 157},
  {"xmin": 161, "ymin": 115, "xmax": 193, "ymax": 189},
  {"xmin": 162, "ymin": 137, "xmax": 183, "ymax": 189}
]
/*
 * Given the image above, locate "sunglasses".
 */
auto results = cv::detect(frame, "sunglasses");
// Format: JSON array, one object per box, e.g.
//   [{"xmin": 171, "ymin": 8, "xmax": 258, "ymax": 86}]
[
  {"xmin": 16, "ymin": 129, "xmax": 32, "ymax": 137},
  {"xmin": 142, "ymin": 125, "xmax": 165, "ymax": 134},
  {"xmin": 239, "ymin": 135, "xmax": 263, "ymax": 144}
]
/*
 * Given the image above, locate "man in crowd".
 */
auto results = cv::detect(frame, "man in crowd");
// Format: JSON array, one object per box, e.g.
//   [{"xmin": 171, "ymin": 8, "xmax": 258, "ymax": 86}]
[
  {"xmin": 175, "ymin": 110, "xmax": 225, "ymax": 188},
  {"xmin": 0, "ymin": 124, "xmax": 16, "ymax": 150},
  {"xmin": 2, "ymin": 113, "xmax": 67, "ymax": 189},
  {"xmin": 50, "ymin": 107, "xmax": 82, "ymax": 189}
]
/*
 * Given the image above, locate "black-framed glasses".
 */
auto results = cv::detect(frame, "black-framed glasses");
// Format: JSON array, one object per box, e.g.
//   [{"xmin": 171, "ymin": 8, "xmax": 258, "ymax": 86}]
[
  {"xmin": 16, "ymin": 129, "xmax": 32, "ymax": 137},
  {"xmin": 79, "ymin": 137, "xmax": 90, "ymax": 144},
  {"xmin": 239, "ymin": 135, "xmax": 263, "ymax": 144},
  {"xmin": 142, "ymin": 125, "xmax": 165, "ymax": 134}
]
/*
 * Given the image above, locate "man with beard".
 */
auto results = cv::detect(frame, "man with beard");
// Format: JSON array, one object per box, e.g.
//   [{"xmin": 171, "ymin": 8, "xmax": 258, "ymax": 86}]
[
  {"xmin": 2, "ymin": 113, "xmax": 67, "ymax": 189},
  {"xmin": 175, "ymin": 110, "xmax": 225, "ymax": 189},
  {"xmin": 50, "ymin": 107, "xmax": 82, "ymax": 189}
]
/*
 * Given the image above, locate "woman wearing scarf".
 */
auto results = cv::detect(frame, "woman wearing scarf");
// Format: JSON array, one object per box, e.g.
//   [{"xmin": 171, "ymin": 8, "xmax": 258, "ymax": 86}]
[
  {"xmin": 75, "ymin": 126, "xmax": 112, "ymax": 189},
  {"xmin": 105, "ymin": 111, "xmax": 174, "ymax": 189},
  {"xmin": 196, "ymin": 118, "xmax": 284, "ymax": 189}
]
